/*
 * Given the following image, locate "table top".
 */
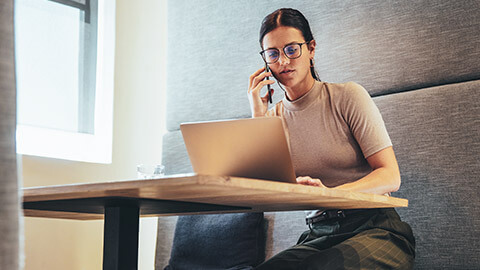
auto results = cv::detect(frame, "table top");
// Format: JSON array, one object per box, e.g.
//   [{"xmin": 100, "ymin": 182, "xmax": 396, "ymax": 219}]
[{"xmin": 23, "ymin": 174, "xmax": 408, "ymax": 220}]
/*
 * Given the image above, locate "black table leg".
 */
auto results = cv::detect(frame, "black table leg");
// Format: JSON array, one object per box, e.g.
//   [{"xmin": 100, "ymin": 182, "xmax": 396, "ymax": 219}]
[{"xmin": 103, "ymin": 206, "xmax": 140, "ymax": 270}]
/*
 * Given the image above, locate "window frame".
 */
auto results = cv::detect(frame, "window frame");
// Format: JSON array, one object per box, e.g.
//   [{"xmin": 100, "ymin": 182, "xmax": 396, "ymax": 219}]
[{"xmin": 16, "ymin": 0, "xmax": 115, "ymax": 164}]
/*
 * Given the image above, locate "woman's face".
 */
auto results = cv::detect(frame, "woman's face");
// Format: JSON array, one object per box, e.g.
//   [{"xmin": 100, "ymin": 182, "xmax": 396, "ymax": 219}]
[{"xmin": 262, "ymin": 26, "xmax": 316, "ymax": 97}]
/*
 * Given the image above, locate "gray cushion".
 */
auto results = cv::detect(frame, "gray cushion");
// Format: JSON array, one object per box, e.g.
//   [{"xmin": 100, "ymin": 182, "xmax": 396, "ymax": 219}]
[
  {"xmin": 263, "ymin": 211, "xmax": 307, "ymax": 259},
  {"xmin": 165, "ymin": 213, "xmax": 265, "ymax": 270},
  {"xmin": 165, "ymin": 0, "xmax": 480, "ymax": 131},
  {"xmin": 162, "ymin": 131, "xmax": 192, "ymax": 176},
  {"xmin": 374, "ymin": 80, "xmax": 480, "ymax": 269},
  {"xmin": 155, "ymin": 216, "xmax": 178, "ymax": 269}
]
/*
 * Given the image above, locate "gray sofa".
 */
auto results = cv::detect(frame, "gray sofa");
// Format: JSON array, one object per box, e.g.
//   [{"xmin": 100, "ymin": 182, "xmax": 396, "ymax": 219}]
[{"xmin": 155, "ymin": 1, "xmax": 480, "ymax": 269}]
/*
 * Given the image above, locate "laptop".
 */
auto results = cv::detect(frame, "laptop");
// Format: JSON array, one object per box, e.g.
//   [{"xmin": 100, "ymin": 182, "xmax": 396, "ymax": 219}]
[{"xmin": 180, "ymin": 117, "xmax": 297, "ymax": 183}]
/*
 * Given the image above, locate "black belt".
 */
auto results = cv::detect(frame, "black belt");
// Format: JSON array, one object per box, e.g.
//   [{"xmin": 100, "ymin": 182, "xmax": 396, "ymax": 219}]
[{"xmin": 306, "ymin": 209, "xmax": 367, "ymax": 226}]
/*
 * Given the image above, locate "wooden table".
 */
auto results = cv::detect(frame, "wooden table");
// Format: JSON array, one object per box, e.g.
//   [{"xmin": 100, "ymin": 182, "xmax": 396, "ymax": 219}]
[{"xmin": 23, "ymin": 174, "xmax": 408, "ymax": 269}]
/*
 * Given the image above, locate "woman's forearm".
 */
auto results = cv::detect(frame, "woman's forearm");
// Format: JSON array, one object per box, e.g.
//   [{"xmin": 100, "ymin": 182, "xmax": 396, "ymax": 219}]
[{"xmin": 333, "ymin": 167, "xmax": 401, "ymax": 195}]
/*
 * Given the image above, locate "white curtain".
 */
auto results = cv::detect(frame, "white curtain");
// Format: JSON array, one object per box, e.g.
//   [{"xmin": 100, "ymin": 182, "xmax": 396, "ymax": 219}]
[{"xmin": 0, "ymin": 0, "xmax": 21, "ymax": 269}]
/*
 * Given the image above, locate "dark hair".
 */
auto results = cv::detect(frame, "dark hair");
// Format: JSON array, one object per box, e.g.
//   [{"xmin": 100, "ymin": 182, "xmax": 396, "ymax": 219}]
[{"xmin": 259, "ymin": 8, "xmax": 320, "ymax": 81}]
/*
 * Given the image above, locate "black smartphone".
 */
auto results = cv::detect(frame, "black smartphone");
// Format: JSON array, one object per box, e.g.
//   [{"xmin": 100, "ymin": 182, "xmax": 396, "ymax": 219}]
[{"xmin": 265, "ymin": 63, "xmax": 273, "ymax": 103}]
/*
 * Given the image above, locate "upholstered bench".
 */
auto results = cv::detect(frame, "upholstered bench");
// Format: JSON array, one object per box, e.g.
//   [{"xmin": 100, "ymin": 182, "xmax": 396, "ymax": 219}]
[{"xmin": 155, "ymin": 1, "xmax": 480, "ymax": 269}]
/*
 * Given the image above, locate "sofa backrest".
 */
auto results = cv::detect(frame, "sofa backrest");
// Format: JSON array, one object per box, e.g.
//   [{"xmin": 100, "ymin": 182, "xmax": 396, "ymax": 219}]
[{"xmin": 157, "ymin": 1, "xmax": 480, "ymax": 269}]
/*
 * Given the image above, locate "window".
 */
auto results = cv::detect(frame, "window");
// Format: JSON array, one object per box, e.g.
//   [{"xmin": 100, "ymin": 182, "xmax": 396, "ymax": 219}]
[{"xmin": 15, "ymin": 0, "xmax": 115, "ymax": 163}]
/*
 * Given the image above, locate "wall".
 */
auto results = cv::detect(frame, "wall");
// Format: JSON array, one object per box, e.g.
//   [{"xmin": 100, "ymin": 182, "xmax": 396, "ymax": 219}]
[{"xmin": 22, "ymin": 0, "xmax": 167, "ymax": 269}]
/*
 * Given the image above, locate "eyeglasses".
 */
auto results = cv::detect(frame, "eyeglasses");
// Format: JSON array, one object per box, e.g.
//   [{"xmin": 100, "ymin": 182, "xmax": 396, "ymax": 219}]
[{"xmin": 259, "ymin": 41, "xmax": 310, "ymax": 64}]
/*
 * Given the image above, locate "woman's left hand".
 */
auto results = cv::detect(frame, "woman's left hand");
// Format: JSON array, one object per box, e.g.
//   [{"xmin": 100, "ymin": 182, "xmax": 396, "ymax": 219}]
[{"xmin": 296, "ymin": 176, "xmax": 326, "ymax": 187}]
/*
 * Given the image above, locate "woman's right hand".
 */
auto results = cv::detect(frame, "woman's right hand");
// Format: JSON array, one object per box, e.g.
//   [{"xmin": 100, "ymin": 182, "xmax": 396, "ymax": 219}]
[
  {"xmin": 296, "ymin": 176, "xmax": 326, "ymax": 187},
  {"xmin": 247, "ymin": 67, "xmax": 275, "ymax": 117}
]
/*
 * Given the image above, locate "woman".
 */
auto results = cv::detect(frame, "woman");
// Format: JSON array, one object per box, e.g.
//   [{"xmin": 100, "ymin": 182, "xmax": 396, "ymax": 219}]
[{"xmin": 248, "ymin": 8, "xmax": 415, "ymax": 269}]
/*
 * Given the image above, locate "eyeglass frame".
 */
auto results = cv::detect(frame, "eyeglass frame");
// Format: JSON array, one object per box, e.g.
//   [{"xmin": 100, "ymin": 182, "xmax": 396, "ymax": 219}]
[{"xmin": 259, "ymin": 41, "xmax": 311, "ymax": 64}]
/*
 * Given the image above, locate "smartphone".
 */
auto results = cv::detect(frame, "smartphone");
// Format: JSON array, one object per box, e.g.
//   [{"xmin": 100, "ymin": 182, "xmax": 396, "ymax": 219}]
[{"xmin": 265, "ymin": 63, "xmax": 273, "ymax": 103}]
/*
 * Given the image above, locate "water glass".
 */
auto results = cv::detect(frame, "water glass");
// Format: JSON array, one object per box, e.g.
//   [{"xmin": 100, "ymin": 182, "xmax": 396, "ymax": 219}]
[{"xmin": 137, "ymin": 164, "xmax": 165, "ymax": 179}]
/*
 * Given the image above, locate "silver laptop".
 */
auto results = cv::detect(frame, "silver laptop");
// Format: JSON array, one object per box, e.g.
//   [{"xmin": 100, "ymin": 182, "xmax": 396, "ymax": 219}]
[{"xmin": 180, "ymin": 117, "xmax": 297, "ymax": 183}]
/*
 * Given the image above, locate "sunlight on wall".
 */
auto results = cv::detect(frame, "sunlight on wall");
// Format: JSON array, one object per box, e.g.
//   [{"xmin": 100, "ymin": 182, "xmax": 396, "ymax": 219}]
[{"xmin": 22, "ymin": 0, "xmax": 168, "ymax": 269}]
